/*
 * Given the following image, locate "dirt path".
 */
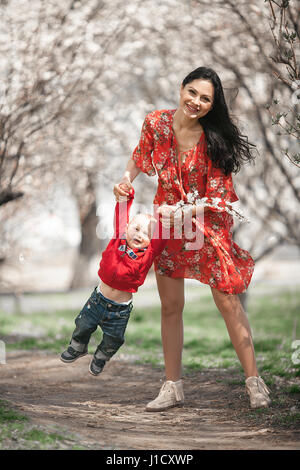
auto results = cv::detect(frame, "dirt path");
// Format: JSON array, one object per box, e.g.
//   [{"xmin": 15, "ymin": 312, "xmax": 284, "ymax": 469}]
[{"xmin": 1, "ymin": 350, "xmax": 299, "ymax": 450}]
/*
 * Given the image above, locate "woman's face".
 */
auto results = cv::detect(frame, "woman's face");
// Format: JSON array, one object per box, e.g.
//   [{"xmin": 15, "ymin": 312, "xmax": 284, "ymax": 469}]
[{"xmin": 179, "ymin": 79, "xmax": 214, "ymax": 120}]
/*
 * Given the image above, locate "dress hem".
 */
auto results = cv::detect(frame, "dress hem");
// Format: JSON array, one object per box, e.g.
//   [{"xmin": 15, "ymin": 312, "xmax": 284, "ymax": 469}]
[{"xmin": 154, "ymin": 266, "xmax": 252, "ymax": 295}]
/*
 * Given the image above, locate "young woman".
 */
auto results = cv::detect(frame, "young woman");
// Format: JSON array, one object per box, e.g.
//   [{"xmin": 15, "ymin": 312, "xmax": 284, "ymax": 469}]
[{"xmin": 113, "ymin": 67, "xmax": 271, "ymax": 411}]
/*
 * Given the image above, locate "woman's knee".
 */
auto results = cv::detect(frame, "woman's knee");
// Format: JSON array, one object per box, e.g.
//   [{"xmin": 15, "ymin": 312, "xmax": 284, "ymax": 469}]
[
  {"xmin": 211, "ymin": 288, "xmax": 243, "ymax": 319},
  {"xmin": 155, "ymin": 273, "xmax": 184, "ymax": 318},
  {"xmin": 161, "ymin": 298, "xmax": 184, "ymax": 318}
]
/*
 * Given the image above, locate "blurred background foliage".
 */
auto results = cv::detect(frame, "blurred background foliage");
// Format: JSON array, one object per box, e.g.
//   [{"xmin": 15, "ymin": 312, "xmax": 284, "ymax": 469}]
[
  {"xmin": 0, "ymin": 0, "xmax": 299, "ymax": 293},
  {"xmin": 0, "ymin": 2, "xmax": 299, "ymax": 432}
]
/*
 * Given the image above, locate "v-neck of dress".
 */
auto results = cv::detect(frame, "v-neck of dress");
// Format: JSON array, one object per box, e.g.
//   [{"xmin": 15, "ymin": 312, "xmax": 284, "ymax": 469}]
[
  {"xmin": 170, "ymin": 109, "xmax": 204, "ymax": 162},
  {"xmin": 169, "ymin": 109, "xmax": 205, "ymax": 201}
]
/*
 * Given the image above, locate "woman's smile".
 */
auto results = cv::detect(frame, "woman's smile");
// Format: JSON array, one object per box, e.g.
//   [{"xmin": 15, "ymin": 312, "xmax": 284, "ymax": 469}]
[
  {"xmin": 185, "ymin": 102, "xmax": 200, "ymax": 115},
  {"xmin": 179, "ymin": 79, "xmax": 214, "ymax": 121}
]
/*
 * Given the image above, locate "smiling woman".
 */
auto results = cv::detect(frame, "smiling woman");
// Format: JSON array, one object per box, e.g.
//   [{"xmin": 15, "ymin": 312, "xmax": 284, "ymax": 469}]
[
  {"xmin": 179, "ymin": 67, "xmax": 256, "ymax": 175},
  {"xmin": 172, "ymin": 79, "xmax": 214, "ymax": 154},
  {"xmin": 180, "ymin": 81, "xmax": 214, "ymax": 117},
  {"xmin": 113, "ymin": 66, "xmax": 271, "ymax": 413}
]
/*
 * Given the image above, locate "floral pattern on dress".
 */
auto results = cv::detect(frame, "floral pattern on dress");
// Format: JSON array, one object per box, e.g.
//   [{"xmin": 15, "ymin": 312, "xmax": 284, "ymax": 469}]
[{"xmin": 132, "ymin": 109, "xmax": 255, "ymax": 294}]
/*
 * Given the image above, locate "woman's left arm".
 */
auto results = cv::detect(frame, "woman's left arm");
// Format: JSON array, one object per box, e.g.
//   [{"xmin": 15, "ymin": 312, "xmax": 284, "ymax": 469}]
[
  {"xmin": 192, "ymin": 158, "xmax": 248, "ymax": 221},
  {"xmin": 157, "ymin": 159, "xmax": 239, "ymax": 225},
  {"xmin": 204, "ymin": 157, "xmax": 239, "ymax": 211}
]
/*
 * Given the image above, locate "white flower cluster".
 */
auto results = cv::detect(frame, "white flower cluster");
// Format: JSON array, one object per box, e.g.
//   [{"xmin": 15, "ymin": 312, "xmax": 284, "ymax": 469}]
[{"xmin": 174, "ymin": 190, "xmax": 250, "ymax": 223}]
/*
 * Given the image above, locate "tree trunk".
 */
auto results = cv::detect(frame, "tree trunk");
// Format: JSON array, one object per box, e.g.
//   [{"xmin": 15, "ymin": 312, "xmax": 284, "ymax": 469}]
[{"xmin": 70, "ymin": 198, "xmax": 100, "ymax": 289}]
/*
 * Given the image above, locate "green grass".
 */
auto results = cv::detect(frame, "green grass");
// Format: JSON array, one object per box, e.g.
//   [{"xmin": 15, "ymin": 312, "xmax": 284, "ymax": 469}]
[
  {"xmin": 22, "ymin": 428, "xmax": 64, "ymax": 444},
  {"xmin": 0, "ymin": 282, "xmax": 300, "ymax": 378},
  {"xmin": 1, "ymin": 286, "xmax": 300, "ymax": 379},
  {"xmin": 0, "ymin": 399, "xmax": 28, "ymax": 423},
  {"xmin": 124, "ymin": 287, "xmax": 300, "ymax": 379},
  {"xmin": 1, "ymin": 286, "xmax": 299, "ymax": 438},
  {"xmin": 286, "ymin": 384, "xmax": 300, "ymax": 394},
  {"xmin": 0, "ymin": 399, "xmax": 86, "ymax": 450}
]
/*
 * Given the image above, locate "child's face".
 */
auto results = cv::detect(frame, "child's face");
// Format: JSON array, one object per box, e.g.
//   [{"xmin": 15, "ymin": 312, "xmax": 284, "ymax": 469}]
[{"xmin": 126, "ymin": 214, "xmax": 151, "ymax": 250}]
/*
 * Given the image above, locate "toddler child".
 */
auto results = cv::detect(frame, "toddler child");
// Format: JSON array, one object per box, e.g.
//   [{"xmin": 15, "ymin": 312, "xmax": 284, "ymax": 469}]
[{"xmin": 60, "ymin": 187, "xmax": 167, "ymax": 376}]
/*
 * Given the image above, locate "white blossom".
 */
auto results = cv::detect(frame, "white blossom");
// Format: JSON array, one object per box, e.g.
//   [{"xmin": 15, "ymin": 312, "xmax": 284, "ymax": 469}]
[{"xmin": 173, "ymin": 190, "xmax": 250, "ymax": 223}]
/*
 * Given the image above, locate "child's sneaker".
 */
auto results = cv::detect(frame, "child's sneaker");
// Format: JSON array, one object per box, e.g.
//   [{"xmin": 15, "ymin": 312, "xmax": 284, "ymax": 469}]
[
  {"xmin": 60, "ymin": 346, "xmax": 87, "ymax": 363},
  {"xmin": 245, "ymin": 376, "xmax": 271, "ymax": 408},
  {"xmin": 145, "ymin": 380, "xmax": 184, "ymax": 412},
  {"xmin": 89, "ymin": 356, "xmax": 106, "ymax": 376}
]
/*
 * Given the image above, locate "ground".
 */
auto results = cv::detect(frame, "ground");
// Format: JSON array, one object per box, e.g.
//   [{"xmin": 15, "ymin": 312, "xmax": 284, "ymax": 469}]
[{"xmin": 1, "ymin": 350, "xmax": 299, "ymax": 450}]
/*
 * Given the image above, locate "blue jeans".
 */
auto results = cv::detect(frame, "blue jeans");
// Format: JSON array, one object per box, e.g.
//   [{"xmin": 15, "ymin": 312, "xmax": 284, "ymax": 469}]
[{"xmin": 70, "ymin": 287, "xmax": 133, "ymax": 361}]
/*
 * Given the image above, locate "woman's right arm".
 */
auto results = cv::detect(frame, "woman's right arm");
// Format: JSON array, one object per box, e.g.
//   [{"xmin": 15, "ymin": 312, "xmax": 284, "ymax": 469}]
[
  {"xmin": 113, "ymin": 158, "xmax": 141, "ymax": 199},
  {"xmin": 114, "ymin": 113, "xmax": 155, "ymax": 199}
]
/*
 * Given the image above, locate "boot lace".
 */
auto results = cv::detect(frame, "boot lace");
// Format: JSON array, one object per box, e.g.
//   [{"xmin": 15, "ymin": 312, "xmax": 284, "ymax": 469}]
[{"xmin": 159, "ymin": 381, "xmax": 182, "ymax": 401}]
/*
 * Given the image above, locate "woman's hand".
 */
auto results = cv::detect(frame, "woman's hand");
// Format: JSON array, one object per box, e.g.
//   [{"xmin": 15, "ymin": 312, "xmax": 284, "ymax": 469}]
[
  {"xmin": 157, "ymin": 204, "xmax": 180, "ymax": 228},
  {"xmin": 113, "ymin": 177, "xmax": 134, "ymax": 201}
]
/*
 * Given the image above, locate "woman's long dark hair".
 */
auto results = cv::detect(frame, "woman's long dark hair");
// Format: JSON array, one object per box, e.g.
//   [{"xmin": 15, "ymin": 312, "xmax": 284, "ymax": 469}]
[{"xmin": 182, "ymin": 67, "xmax": 256, "ymax": 175}]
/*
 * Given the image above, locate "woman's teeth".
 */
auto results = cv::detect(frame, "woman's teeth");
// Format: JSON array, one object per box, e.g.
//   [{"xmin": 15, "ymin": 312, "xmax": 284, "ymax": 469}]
[{"xmin": 186, "ymin": 104, "xmax": 199, "ymax": 113}]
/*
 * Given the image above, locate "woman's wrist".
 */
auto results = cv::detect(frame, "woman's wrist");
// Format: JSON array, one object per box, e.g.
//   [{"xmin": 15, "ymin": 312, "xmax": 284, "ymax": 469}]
[
  {"xmin": 121, "ymin": 172, "xmax": 131, "ymax": 183},
  {"xmin": 122, "ymin": 158, "xmax": 141, "ymax": 183}
]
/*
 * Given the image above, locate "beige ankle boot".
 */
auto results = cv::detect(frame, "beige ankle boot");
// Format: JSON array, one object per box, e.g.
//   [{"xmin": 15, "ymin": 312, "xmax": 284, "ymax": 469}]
[
  {"xmin": 145, "ymin": 380, "xmax": 184, "ymax": 412},
  {"xmin": 245, "ymin": 376, "xmax": 271, "ymax": 409}
]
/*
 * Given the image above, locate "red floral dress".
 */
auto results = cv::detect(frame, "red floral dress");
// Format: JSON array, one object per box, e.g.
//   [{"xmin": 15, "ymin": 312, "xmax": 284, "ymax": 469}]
[{"xmin": 132, "ymin": 109, "xmax": 255, "ymax": 294}]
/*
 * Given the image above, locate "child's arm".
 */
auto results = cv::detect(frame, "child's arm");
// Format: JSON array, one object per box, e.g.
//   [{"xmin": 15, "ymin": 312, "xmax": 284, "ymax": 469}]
[{"xmin": 113, "ymin": 188, "xmax": 134, "ymax": 239}]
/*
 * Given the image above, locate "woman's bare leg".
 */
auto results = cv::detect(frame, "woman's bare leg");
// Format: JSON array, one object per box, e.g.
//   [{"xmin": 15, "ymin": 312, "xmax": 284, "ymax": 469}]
[
  {"xmin": 211, "ymin": 287, "xmax": 258, "ymax": 378},
  {"xmin": 155, "ymin": 272, "xmax": 185, "ymax": 382}
]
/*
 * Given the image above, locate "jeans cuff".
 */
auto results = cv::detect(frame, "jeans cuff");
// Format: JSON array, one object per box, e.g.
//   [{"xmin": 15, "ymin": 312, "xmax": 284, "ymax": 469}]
[
  {"xmin": 70, "ymin": 339, "xmax": 87, "ymax": 353},
  {"xmin": 95, "ymin": 349, "xmax": 110, "ymax": 361}
]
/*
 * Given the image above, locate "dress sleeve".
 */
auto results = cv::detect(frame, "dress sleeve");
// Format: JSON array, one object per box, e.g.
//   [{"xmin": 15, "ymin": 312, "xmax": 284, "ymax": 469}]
[
  {"xmin": 131, "ymin": 114, "xmax": 156, "ymax": 176},
  {"xmin": 204, "ymin": 157, "xmax": 239, "ymax": 213}
]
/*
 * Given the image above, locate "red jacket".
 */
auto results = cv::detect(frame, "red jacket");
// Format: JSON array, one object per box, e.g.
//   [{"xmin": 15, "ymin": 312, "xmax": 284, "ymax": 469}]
[{"xmin": 98, "ymin": 191, "xmax": 167, "ymax": 293}]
